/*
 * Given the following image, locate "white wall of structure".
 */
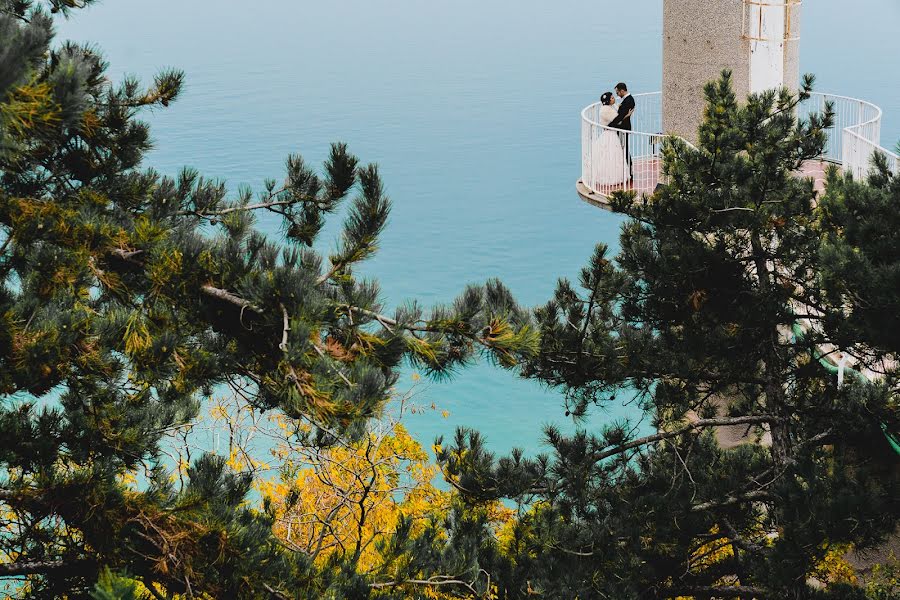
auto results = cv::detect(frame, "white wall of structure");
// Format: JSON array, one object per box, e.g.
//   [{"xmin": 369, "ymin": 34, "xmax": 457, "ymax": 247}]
[{"xmin": 747, "ymin": 0, "xmax": 787, "ymax": 93}]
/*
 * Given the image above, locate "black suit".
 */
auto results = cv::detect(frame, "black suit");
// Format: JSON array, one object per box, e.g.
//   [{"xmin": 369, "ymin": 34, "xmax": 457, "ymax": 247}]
[
  {"xmin": 608, "ymin": 94, "xmax": 634, "ymax": 131},
  {"xmin": 609, "ymin": 94, "xmax": 635, "ymax": 180}
]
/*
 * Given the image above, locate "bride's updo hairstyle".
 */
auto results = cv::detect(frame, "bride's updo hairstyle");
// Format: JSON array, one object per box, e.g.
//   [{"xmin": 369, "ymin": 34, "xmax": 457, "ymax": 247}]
[{"xmin": 601, "ymin": 91, "xmax": 613, "ymax": 105}]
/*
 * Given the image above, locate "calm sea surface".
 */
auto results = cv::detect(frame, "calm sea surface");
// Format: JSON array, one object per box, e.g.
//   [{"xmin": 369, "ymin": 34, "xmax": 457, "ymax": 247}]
[{"xmin": 58, "ymin": 1, "xmax": 899, "ymax": 455}]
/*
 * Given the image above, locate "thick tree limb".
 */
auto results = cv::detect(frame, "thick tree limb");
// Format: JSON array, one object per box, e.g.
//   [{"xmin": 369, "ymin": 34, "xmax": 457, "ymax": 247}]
[
  {"xmin": 263, "ymin": 583, "xmax": 292, "ymax": 600},
  {"xmin": 667, "ymin": 585, "xmax": 769, "ymax": 598},
  {"xmin": 692, "ymin": 490, "xmax": 775, "ymax": 512},
  {"xmin": 369, "ymin": 577, "xmax": 479, "ymax": 595},
  {"xmin": 178, "ymin": 197, "xmax": 292, "ymax": 218},
  {"xmin": 0, "ymin": 558, "xmax": 90, "ymax": 577},
  {"xmin": 200, "ymin": 284, "xmax": 264, "ymax": 315},
  {"xmin": 316, "ymin": 260, "xmax": 344, "ymax": 286},
  {"xmin": 278, "ymin": 303, "xmax": 290, "ymax": 351},
  {"xmin": 593, "ymin": 415, "xmax": 779, "ymax": 462}
]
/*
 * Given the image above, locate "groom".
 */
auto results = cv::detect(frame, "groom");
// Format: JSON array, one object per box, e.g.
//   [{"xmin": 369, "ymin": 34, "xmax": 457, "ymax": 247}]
[{"xmin": 608, "ymin": 82, "xmax": 634, "ymax": 181}]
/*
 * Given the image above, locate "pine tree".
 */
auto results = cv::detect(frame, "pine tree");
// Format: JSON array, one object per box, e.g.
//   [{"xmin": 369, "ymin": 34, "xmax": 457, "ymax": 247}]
[
  {"xmin": 0, "ymin": 3, "xmax": 536, "ymax": 597},
  {"xmin": 438, "ymin": 72, "xmax": 900, "ymax": 599},
  {"xmin": 818, "ymin": 153, "xmax": 900, "ymax": 360}
]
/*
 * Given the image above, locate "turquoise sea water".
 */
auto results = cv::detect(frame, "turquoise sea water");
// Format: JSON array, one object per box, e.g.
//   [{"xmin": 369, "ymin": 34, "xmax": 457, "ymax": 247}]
[{"xmin": 57, "ymin": 0, "xmax": 900, "ymax": 456}]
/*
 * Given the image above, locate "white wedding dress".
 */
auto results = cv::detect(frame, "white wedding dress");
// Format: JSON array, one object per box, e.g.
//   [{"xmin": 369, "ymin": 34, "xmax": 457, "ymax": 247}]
[{"xmin": 590, "ymin": 104, "xmax": 627, "ymax": 187}]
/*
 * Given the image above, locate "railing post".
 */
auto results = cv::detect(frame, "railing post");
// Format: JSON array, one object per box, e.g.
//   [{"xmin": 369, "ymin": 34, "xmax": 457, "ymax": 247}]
[{"xmin": 582, "ymin": 111, "xmax": 590, "ymax": 193}]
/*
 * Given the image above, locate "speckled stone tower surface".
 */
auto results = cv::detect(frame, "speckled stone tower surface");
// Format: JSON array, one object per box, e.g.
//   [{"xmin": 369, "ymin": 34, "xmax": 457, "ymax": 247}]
[{"xmin": 663, "ymin": 0, "xmax": 801, "ymax": 143}]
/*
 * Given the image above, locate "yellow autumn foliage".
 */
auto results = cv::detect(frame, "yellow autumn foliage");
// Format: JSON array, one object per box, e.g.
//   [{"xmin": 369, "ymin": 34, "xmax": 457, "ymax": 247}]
[
  {"xmin": 0, "ymin": 81, "xmax": 60, "ymax": 136},
  {"xmin": 672, "ymin": 529, "xmax": 860, "ymax": 599},
  {"xmin": 810, "ymin": 544, "xmax": 858, "ymax": 586},
  {"xmin": 264, "ymin": 421, "xmax": 449, "ymax": 572}
]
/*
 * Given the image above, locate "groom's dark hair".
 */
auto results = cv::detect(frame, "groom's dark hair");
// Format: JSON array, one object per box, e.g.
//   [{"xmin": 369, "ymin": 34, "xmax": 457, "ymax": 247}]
[{"xmin": 615, "ymin": 82, "xmax": 628, "ymax": 92}]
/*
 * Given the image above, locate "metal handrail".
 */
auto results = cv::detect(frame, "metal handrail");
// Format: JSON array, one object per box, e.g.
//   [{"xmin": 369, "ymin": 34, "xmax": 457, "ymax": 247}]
[
  {"xmin": 808, "ymin": 91, "xmax": 883, "ymax": 129},
  {"xmin": 801, "ymin": 92, "xmax": 883, "ymax": 163},
  {"xmin": 799, "ymin": 92, "xmax": 898, "ymax": 179},
  {"xmin": 580, "ymin": 92, "xmax": 663, "ymax": 128}
]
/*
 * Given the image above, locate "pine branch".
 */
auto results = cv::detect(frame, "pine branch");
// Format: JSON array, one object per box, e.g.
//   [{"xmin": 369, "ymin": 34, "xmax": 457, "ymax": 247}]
[
  {"xmin": 311, "ymin": 341, "xmax": 353, "ymax": 387},
  {"xmin": 345, "ymin": 306, "xmax": 433, "ymax": 334},
  {"xmin": 183, "ymin": 198, "xmax": 299, "ymax": 218},
  {"xmin": 262, "ymin": 583, "xmax": 291, "ymax": 600},
  {"xmin": 200, "ymin": 284, "xmax": 263, "ymax": 315},
  {"xmin": 0, "ymin": 487, "xmax": 41, "ymax": 502},
  {"xmin": 0, "ymin": 557, "xmax": 90, "ymax": 577},
  {"xmin": 592, "ymin": 415, "xmax": 779, "ymax": 462},
  {"xmin": 108, "ymin": 248, "xmax": 264, "ymax": 314},
  {"xmin": 174, "ymin": 185, "xmax": 329, "ymax": 219},
  {"xmin": 691, "ymin": 490, "xmax": 775, "ymax": 512},
  {"xmin": 143, "ymin": 581, "xmax": 168, "ymax": 600},
  {"xmin": 315, "ymin": 260, "xmax": 344, "ymax": 286},
  {"xmin": 369, "ymin": 576, "xmax": 479, "ymax": 596},
  {"xmin": 278, "ymin": 303, "xmax": 290, "ymax": 351},
  {"xmin": 721, "ymin": 516, "xmax": 767, "ymax": 555},
  {"xmin": 109, "ymin": 248, "xmax": 144, "ymax": 263},
  {"xmin": 109, "ymin": 248, "xmax": 503, "ymax": 358},
  {"xmin": 667, "ymin": 585, "xmax": 769, "ymax": 598}
]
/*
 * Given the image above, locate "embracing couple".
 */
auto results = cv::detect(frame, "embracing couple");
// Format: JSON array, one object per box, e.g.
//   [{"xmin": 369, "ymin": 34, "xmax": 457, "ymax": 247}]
[{"xmin": 591, "ymin": 82, "xmax": 634, "ymax": 187}]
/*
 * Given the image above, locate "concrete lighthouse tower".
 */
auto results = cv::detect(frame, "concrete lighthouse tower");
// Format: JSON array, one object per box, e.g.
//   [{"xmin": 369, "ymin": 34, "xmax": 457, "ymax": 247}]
[{"xmin": 662, "ymin": 0, "xmax": 802, "ymax": 143}]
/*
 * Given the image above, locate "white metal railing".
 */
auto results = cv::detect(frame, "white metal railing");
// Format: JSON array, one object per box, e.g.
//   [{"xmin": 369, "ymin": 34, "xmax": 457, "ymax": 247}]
[
  {"xmin": 801, "ymin": 93, "xmax": 900, "ymax": 179},
  {"xmin": 581, "ymin": 90, "xmax": 898, "ymax": 199},
  {"xmin": 580, "ymin": 92, "xmax": 666, "ymax": 197},
  {"xmin": 794, "ymin": 92, "xmax": 897, "ymax": 180},
  {"xmin": 843, "ymin": 130, "xmax": 899, "ymax": 180},
  {"xmin": 800, "ymin": 92, "xmax": 881, "ymax": 162}
]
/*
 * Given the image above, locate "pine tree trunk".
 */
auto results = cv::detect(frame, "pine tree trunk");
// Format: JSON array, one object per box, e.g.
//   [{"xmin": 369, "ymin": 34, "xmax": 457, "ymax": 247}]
[{"xmin": 750, "ymin": 233, "xmax": 793, "ymax": 467}]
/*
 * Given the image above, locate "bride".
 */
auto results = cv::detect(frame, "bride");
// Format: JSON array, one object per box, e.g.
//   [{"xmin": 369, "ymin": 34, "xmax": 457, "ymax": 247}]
[{"xmin": 590, "ymin": 91, "xmax": 627, "ymax": 187}]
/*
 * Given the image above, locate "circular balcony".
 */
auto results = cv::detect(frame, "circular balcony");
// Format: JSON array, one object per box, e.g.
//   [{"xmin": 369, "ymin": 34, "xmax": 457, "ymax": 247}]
[{"xmin": 577, "ymin": 91, "xmax": 898, "ymax": 208}]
